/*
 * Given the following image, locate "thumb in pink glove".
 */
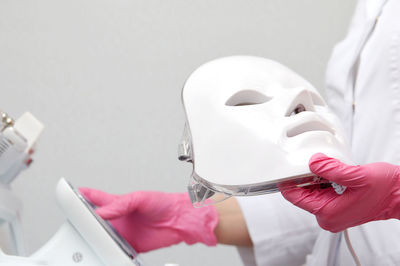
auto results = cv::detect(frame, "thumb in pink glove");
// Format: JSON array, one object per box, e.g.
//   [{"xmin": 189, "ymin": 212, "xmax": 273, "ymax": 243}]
[
  {"xmin": 79, "ymin": 188, "xmax": 218, "ymax": 252},
  {"xmin": 281, "ymin": 153, "xmax": 400, "ymax": 233}
]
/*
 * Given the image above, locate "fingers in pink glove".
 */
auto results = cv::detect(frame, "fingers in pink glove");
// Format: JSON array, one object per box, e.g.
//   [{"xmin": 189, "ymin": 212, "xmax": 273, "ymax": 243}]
[
  {"xmin": 309, "ymin": 153, "xmax": 366, "ymax": 187},
  {"xmin": 281, "ymin": 186, "xmax": 339, "ymax": 215},
  {"xmin": 79, "ymin": 188, "xmax": 147, "ymax": 220},
  {"xmin": 96, "ymin": 194, "xmax": 146, "ymax": 220},
  {"xmin": 79, "ymin": 187, "xmax": 116, "ymax": 207}
]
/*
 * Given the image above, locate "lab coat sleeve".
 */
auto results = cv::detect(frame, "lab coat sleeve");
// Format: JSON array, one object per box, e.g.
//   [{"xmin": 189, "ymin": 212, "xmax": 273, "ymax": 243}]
[{"xmin": 236, "ymin": 193, "xmax": 319, "ymax": 266}]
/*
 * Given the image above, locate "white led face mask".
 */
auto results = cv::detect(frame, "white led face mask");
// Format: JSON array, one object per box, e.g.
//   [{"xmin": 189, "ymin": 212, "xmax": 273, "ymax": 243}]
[{"xmin": 178, "ymin": 56, "xmax": 352, "ymax": 207}]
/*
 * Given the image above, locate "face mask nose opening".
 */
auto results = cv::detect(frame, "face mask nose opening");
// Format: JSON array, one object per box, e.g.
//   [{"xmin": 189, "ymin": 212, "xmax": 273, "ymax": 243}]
[{"xmin": 285, "ymin": 89, "xmax": 317, "ymax": 117}]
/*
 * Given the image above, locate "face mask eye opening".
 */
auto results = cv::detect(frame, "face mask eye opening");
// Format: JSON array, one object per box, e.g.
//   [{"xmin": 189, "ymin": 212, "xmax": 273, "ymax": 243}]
[{"xmin": 225, "ymin": 90, "xmax": 271, "ymax": 107}]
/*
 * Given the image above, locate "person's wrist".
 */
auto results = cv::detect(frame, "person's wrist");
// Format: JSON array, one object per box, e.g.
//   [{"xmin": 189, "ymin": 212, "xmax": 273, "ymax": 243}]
[{"xmin": 174, "ymin": 193, "xmax": 218, "ymax": 246}]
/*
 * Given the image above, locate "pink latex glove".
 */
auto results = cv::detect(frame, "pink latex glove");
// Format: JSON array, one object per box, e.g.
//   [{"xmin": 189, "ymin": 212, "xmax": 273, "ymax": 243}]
[
  {"xmin": 79, "ymin": 188, "xmax": 218, "ymax": 252},
  {"xmin": 281, "ymin": 153, "xmax": 400, "ymax": 233}
]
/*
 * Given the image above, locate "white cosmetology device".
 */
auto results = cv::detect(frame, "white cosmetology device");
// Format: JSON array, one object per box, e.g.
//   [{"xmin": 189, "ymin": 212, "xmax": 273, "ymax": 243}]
[
  {"xmin": 0, "ymin": 110, "xmax": 44, "ymax": 255},
  {"xmin": 178, "ymin": 56, "xmax": 352, "ymax": 207},
  {"xmin": 0, "ymin": 178, "xmax": 144, "ymax": 266}
]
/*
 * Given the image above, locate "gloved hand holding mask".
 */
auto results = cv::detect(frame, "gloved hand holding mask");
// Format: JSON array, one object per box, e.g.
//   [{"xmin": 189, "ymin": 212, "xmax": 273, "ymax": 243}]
[{"xmin": 282, "ymin": 153, "xmax": 400, "ymax": 233}]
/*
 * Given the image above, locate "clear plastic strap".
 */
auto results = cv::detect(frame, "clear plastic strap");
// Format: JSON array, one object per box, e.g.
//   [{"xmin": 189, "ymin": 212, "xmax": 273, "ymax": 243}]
[
  {"xmin": 187, "ymin": 173, "xmax": 345, "ymax": 207},
  {"xmin": 188, "ymin": 175, "xmax": 232, "ymax": 208}
]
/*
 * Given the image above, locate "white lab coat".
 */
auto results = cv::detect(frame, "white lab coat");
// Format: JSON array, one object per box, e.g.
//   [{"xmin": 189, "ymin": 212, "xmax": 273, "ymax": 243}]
[{"xmin": 237, "ymin": 0, "xmax": 400, "ymax": 265}]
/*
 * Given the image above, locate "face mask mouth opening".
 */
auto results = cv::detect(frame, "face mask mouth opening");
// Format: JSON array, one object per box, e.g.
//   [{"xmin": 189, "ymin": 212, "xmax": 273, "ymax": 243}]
[{"xmin": 286, "ymin": 120, "xmax": 335, "ymax": 137}]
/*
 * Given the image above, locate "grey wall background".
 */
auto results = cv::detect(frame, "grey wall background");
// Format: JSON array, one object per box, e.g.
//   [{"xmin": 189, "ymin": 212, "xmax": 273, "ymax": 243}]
[{"xmin": 0, "ymin": 1, "xmax": 356, "ymax": 265}]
